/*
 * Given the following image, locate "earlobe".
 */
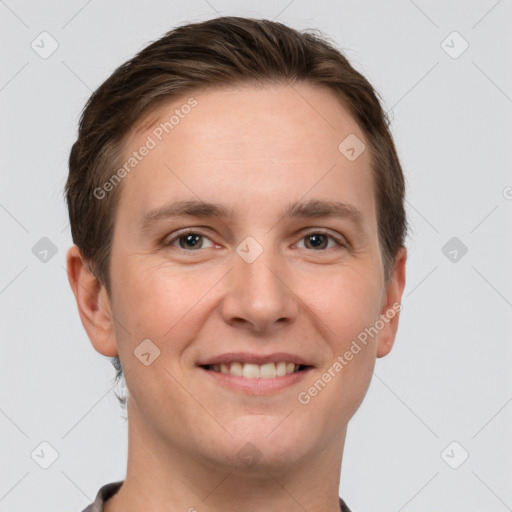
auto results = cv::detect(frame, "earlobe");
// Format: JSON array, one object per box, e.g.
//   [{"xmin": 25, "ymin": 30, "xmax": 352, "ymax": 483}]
[
  {"xmin": 66, "ymin": 245, "xmax": 118, "ymax": 357},
  {"xmin": 376, "ymin": 246, "xmax": 407, "ymax": 358}
]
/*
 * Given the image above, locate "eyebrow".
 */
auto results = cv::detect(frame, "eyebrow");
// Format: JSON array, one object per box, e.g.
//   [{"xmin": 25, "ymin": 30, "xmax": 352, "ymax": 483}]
[{"xmin": 140, "ymin": 198, "xmax": 366, "ymax": 232}]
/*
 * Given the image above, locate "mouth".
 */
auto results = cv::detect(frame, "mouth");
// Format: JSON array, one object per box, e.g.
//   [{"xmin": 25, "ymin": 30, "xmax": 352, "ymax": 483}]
[
  {"xmin": 197, "ymin": 359, "xmax": 314, "ymax": 394},
  {"xmin": 199, "ymin": 361, "xmax": 312, "ymax": 379}
]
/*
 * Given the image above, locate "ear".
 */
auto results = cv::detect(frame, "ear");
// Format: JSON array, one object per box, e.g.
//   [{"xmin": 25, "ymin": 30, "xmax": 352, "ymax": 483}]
[
  {"xmin": 376, "ymin": 246, "xmax": 407, "ymax": 358},
  {"xmin": 66, "ymin": 245, "xmax": 118, "ymax": 357}
]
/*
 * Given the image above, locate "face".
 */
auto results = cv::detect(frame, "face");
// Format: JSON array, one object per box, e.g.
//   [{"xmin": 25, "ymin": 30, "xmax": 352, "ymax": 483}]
[{"xmin": 86, "ymin": 82, "xmax": 405, "ymax": 472}]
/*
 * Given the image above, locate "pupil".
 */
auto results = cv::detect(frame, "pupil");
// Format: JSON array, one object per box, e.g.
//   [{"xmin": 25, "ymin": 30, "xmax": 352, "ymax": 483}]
[
  {"xmin": 181, "ymin": 233, "xmax": 201, "ymax": 249},
  {"xmin": 307, "ymin": 234, "xmax": 326, "ymax": 249},
  {"xmin": 178, "ymin": 234, "xmax": 327, "ymax": 250}
]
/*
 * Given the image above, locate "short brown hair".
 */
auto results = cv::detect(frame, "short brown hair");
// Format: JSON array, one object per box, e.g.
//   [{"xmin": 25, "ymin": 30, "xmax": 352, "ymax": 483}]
[{"xmin": 65, "ymin": 16, "xmax": 408, "ymax": 409}]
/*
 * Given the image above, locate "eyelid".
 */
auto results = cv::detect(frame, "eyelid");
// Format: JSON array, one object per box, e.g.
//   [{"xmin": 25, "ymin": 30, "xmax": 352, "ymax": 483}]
[
  {"xmin": 294, "ymin": 228, "xmax": 348, "ymax": 249},
  {"xmin": 161, "ymin": 227, "xmax": 216, "ymax": 249},
  {"xmin": 162, "ymin": 226, "xmax": 348, "ymax": 251}
]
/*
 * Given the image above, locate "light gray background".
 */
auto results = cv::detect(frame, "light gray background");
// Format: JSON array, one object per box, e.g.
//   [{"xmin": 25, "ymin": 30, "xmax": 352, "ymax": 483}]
[{"xmin": 1, "ymin": 1, "xmax": 511, "ymax": 511}]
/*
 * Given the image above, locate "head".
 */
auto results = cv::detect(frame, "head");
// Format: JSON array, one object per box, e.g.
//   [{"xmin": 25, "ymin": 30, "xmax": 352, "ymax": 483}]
[{"xmin": 66, "ymin": 17, "xmax": 407, "ymax": 470}]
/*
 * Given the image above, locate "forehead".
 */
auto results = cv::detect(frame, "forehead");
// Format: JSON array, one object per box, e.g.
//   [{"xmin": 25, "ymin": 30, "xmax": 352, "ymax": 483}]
[
  {"xmin": 129, "ymin": 82, "xmax": 364, "ymax": 163},
  {"xmin": 116, "ymin": 82, "xmax": 376, "ymax": 232}
]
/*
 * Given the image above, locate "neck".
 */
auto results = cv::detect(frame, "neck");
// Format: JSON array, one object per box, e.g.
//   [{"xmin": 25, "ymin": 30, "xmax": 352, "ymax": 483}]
[{"xmin": 105, "ymin": 400, "xmax": 346, "ymax": 512}]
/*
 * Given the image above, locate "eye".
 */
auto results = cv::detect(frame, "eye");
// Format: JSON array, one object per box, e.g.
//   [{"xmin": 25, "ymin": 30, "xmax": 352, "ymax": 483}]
[
  {"xmin": 163, "ymin": 229, "xmax": 215, "ymax": 251},
  {"xmin": 295, "ymin": 231, "xmax": 346, "ymax": 251},
  {"xmin": 162, "ymin": 228, "xmax": 346, "ymax": 253}
]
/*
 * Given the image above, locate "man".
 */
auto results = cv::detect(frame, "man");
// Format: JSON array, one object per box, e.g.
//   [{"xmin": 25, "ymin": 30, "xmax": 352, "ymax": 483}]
[{"xmin": 66, "ymin": 16, "xmax": 407, "ymax": 512}]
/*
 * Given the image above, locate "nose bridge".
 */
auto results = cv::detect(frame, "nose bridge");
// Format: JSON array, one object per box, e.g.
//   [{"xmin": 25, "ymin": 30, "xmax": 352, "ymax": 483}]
[
  {"xmin": 221, "ymin": 238, "xmax": 298, "ymax": 331},
  {"xmin": 239, "ymin": 246, "xmax": 282, "ymax": 299}
]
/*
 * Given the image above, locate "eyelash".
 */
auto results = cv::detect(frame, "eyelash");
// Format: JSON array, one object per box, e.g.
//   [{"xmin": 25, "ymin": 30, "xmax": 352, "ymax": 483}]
[{"xmin": 162, "ymin": 228, "xmax": 347, "ymax": 253}]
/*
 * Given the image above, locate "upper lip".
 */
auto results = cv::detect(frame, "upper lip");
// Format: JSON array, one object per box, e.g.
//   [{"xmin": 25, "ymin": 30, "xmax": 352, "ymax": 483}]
[{"xmin": 197, "ymin": 352, "xmax": 314, "ymax": 367}]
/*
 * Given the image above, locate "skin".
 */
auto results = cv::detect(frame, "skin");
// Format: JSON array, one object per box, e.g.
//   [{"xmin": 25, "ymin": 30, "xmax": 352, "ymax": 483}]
[{"xmin": 67, "ymin": 82, "xmax": 406, "ymax": 512}]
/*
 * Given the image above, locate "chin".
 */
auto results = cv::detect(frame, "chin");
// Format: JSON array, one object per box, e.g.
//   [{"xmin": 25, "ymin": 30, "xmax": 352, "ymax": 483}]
[{"xmin": 214, "ymin": 419, "xmax": 317, "ymax": 470}]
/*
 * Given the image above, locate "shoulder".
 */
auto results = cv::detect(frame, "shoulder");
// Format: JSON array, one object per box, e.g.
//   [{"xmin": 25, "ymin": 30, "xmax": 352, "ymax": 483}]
[
  {"xmin": 339, "ymin": 496, "xmax": 352, "ymax": 512},
  {"xmin": 80, "ymin": 481, "xmax": 124, "ymax": 512}
]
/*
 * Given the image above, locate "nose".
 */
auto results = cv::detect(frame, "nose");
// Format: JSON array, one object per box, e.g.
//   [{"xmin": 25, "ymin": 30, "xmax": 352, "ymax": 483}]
[{"xmin": 220, "ymin": 245, "xmax": 299, "ymax": 334}]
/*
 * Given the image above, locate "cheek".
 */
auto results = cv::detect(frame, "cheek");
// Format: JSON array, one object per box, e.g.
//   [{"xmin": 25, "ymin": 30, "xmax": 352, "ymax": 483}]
[
  {"xmin": 302, "ymin": 267, "xmax": 381, "ymax": 404},
  {"xmin": 307, "ymin": 266, "xmax": 382, "ymax": 343},
  {"xmin": 109, "ymin": 259, "xmax": 228, "ymax": 383},
  {"xmin": 112, "ymin": 259, "xmax": 202, "ymax": 334},
  {"xmin": 108, "ymin": 263, "xmax": 199, "ymax": 410},
  {"xmin": 300, "ymin": 277, "xmax": 379, "ymax": 427}
]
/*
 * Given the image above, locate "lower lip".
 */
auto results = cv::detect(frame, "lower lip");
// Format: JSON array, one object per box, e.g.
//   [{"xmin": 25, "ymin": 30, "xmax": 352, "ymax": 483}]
[{"xmin": 198, "ymin": 366, "xmax": 313, "ymax": 394}]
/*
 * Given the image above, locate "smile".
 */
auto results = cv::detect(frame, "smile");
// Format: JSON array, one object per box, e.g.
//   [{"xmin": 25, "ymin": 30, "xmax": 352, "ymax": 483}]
[
  {"xmin": 198, "ymin": 363, "xmax": 313, "ymax": 394},
  {"xmin": 202, "ymin": 361, "xmax": 308, "ymax": 379}
]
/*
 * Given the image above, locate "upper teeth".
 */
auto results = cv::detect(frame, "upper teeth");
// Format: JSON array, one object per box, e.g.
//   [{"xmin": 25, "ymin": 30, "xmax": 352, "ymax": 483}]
[{"xmin": 210, "ymin": 362, "xmax": 300, "ymax": 379}]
